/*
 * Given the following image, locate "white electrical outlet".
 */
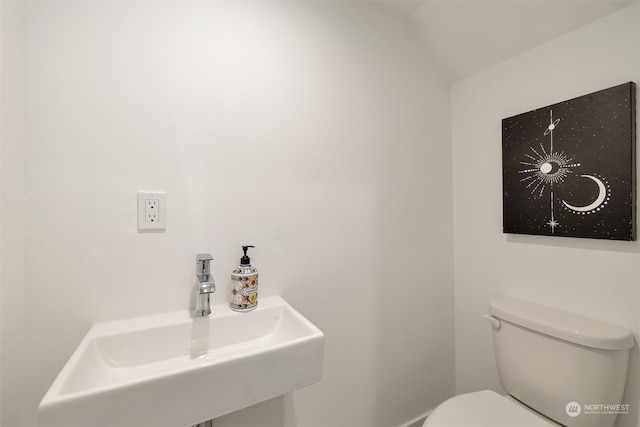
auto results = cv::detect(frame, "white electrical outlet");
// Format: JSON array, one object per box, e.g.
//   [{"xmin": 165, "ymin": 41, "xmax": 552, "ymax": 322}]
[
  {"xmin": 145, "ymin": 199, "xmax": 159, "ymax": 223},
  {"xmin": 137, "ymin": 191, "xmax": 166, "ymax": 231}
]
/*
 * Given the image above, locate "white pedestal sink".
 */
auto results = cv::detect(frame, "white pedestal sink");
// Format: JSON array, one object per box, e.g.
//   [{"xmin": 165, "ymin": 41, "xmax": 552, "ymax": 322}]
[{"xmin": 39, "ymin": 296, "xmax": 324, "ymax": 426}]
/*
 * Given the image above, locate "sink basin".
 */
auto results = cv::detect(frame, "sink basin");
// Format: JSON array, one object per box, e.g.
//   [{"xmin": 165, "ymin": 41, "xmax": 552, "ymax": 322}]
[{"xmin": 39, "ymin": 296, "xmax": 324, "ymax": 426}]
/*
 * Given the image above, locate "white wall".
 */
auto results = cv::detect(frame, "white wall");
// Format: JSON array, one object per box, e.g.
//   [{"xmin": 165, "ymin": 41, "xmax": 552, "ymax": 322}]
[
  {"xmin": 16, "ymin": 2, "xmax": 454, "ymax": 426},
  {"xmin": 452, "ymin": 4, "xmax": 640, "ymax": 427},
  {"xmin": 1, "ymin": 1, "xmax": 26, "ymax": 426}
]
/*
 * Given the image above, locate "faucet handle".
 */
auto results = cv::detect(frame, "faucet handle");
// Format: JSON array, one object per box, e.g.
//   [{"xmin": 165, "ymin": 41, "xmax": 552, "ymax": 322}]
[
  {"xmin": 196, "ymin": 253, "xmax": 213, "ymax": 274},
  {"xmin": 196, "ymin": 253, "xmax": 213, "ymax": 262}
]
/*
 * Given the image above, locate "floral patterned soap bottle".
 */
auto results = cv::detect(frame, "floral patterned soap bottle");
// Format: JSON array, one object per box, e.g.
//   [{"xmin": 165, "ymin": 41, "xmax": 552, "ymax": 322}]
[{"xmin": 230, "ymin": 245, "xmax": 258, "ymax": 312}]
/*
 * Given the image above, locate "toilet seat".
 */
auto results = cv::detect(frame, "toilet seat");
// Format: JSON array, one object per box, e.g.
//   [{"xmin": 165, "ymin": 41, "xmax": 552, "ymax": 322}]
[{"xmin": 423, "ymin": 390, "xmax": 557, "ymax": 427}]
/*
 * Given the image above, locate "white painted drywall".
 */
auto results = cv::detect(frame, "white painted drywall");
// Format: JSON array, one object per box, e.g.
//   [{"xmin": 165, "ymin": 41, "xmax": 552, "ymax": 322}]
[
  {"xmin": 16, "ymin": 2, "xmax": 454, "ymax": 426},
  {"xmin": 451, "ymin": 4, "xmax": 640, "ymax": 426},
  {"xmin": 410, "ymin": 0, "xmax": 634, "ymax": 82},
  {"xmin": 1, "ymin": 1, "xmax": 26, "ymax": 426}
]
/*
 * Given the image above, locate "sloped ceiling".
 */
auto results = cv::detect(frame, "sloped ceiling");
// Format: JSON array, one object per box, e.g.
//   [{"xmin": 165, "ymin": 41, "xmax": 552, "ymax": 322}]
[{"xmin": 385, "ymin": 0, "xmax": 636, "ymax": 82}]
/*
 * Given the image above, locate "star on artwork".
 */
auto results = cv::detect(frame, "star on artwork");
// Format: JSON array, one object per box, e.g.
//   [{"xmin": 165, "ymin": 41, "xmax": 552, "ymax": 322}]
[{"xmin": 546, "ymin": 218, "xmax": 560, "ymax": 231}]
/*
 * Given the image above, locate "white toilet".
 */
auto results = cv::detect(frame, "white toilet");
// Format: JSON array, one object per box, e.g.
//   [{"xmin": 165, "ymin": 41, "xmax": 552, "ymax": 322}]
[{"xmin": 424, "ymin": 297, "xmax": 634, "ymax": 427}]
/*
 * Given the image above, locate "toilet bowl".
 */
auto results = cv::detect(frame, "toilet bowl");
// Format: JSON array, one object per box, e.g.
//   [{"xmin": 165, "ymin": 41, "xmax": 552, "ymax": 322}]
[
  {"xmin": 423, "ymin": 390, "xmax": 560, "ymax": 426},
  {"xmin": 423, "ymin": 298, "xmax": 634, "ymax": 427}
]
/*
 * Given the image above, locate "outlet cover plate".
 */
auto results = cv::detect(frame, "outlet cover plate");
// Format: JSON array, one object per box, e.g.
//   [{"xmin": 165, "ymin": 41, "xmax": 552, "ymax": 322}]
[{"xmin": 137, "ymin": 191, "xmax": 166, "ymax": 231}]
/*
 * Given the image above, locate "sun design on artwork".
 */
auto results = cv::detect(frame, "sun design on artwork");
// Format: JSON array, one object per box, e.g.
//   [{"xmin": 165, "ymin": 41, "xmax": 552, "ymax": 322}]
[
  {"xmin": 517, "ymin": 111, "xmax": 583, "ymax": 233},
  {"xmin": 519, "ymin": 146, "xmax": 580, "ymax": 197}
]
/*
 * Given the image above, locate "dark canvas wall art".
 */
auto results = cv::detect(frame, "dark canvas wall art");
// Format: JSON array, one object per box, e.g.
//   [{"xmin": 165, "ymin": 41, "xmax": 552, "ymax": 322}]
[{"xmin": 502, "ymin": 82, "xmax": 636, "ymax": 241}]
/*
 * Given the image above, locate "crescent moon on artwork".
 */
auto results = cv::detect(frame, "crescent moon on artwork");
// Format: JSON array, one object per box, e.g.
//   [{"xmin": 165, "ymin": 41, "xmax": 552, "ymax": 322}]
[{"xmin": 562, "ymin": 175, "xmax": 607, "ymax": 212}]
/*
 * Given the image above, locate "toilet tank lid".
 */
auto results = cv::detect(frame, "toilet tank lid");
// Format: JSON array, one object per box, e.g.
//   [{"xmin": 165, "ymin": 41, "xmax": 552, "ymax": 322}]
[{"xmin": 489, "ymin": 298, "xmax": 634, "ymax": 350}]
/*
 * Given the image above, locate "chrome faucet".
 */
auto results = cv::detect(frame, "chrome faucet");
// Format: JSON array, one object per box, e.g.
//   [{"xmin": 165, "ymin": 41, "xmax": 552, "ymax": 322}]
[{"xmin": 195, "ymin": 253, "xmax": 215, "ymax": 317}]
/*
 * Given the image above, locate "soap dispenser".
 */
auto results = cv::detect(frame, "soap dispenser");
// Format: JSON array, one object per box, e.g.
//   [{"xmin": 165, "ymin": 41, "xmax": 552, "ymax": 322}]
[{"xmin": 230, "ymin": 245, "xmax": 258, "ymax": 312}]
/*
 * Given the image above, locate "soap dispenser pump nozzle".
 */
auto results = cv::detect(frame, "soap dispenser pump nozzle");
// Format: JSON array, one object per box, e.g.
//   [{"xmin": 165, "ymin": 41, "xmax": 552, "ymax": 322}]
[{"xmin": 240, "ymin": 245, "xmax": 254, "ymax": 265}]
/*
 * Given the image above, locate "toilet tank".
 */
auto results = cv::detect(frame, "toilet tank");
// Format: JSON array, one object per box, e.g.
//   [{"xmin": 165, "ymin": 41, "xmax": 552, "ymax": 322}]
[{"xmin": 488, "ymin": 298, "xmax": 634, "ymax": 427}]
